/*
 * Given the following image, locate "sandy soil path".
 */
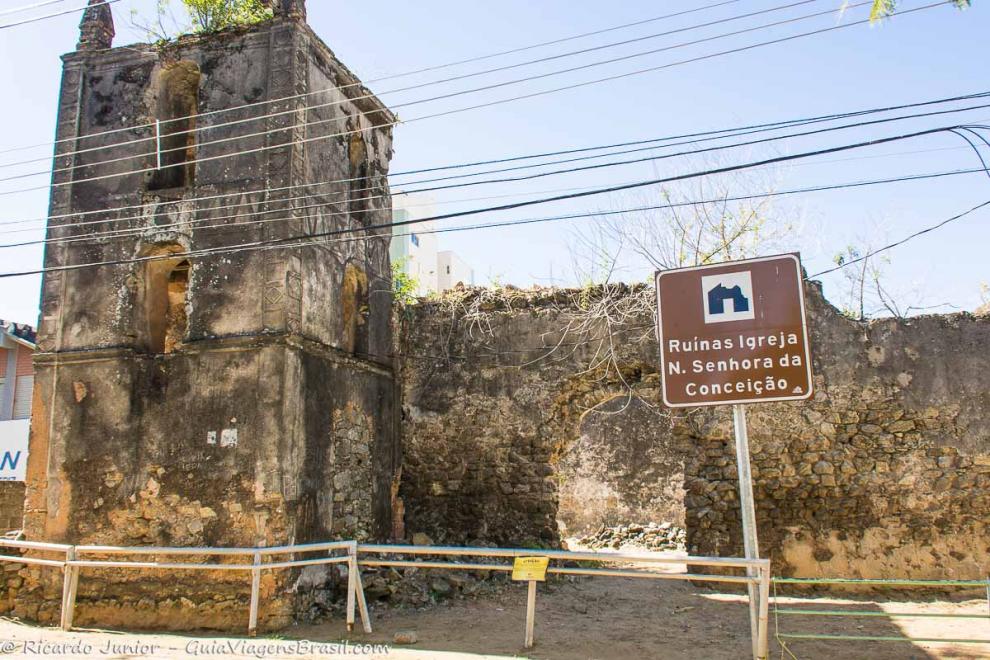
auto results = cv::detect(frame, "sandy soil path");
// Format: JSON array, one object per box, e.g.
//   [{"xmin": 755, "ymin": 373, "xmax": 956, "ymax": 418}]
[{"xmin": 0, "ymin": 574, "xmax": 987, "ymax": 659}]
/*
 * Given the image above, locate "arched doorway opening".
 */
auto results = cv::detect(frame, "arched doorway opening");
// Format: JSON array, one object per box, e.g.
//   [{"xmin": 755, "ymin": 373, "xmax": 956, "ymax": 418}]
[{"xmin": 552, "ymin": 375, "xmax": 689, "ymax": 550}]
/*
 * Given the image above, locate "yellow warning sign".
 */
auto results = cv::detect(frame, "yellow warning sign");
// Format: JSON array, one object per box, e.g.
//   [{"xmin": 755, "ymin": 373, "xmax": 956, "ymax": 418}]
[{"xmin": 512, "ymin": 556, "xmax": 550, "ymax": 582}]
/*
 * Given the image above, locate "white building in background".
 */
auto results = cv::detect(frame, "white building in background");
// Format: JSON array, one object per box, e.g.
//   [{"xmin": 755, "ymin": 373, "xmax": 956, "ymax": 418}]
[
  {"xmin": 390, "ymin": 196, "xmax": 474, "ymax": 296},
  {"xmin": 390, "ymin": 209, "xmax": 438, "ymax": 296},
  {"xmin": 0, "ymin": 320, "xmax": 35, "ymax": 482},
  {"xmin": 437, "ymin": 250, "xmax": 475, "ymax": 291}
]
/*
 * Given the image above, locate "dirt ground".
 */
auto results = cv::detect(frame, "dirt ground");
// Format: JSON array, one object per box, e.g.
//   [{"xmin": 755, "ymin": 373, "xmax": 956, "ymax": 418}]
[
  {"xmin": 0, "ymin": 548, "xmax": 986, "ymax": 659},
  {"xmin": 306, "ymin": 575, "xmax": 990, "ymax": 660}
]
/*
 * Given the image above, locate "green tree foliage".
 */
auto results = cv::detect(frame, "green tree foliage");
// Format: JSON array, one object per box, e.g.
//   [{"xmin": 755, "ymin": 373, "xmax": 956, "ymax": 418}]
[
  {"xmin": 181, "ymin": 0, "xmax": 272, "ymax": 33},
  {"xmin": 868, "ymin": 0, "xmax": 971, "ymax": 22},
  {"xmin": 133, "ymin": 0, "xmax": 272, "ymax": 40},
  {"xmin": 392, "ymin": 258, "xmax": 421, "ymax": 306}
]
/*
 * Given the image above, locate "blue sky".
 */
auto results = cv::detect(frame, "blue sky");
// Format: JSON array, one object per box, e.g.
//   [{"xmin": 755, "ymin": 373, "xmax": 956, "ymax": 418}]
[{"xmin": 0, "ymin": 0, "xmax": 987, "ymax": 326}]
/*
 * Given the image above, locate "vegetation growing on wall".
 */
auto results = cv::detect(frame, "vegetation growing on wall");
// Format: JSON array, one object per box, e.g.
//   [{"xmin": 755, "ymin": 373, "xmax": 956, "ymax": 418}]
[
  {"xmin": 133, "ymin": 0, "xmax": 273, "ymax": 41},
  {"xmin": 392, "ymin": 258, "xmax": 421, "ymax": 307},
  {"xmin": 182, "ymin": 0, "xmax": 272, "ymax": 32}
]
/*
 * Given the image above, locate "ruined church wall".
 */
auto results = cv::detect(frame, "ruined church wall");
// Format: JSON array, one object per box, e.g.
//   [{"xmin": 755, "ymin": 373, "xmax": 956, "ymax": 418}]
[
  {"xmin": 297, "ymin": 28, "xmax": 395, "ymax": 365},
  {"xmin": 398, "ymin": 287, "xmax": 685, "ymax": 547},
  {"xmin": 684, "ymin": 289, "xmax": 990, "ymax": 578},
  {"xmin": 16, "ymin": 16, "xmax": 400, "ymax": 631},
  {"xmin": 9, "ymin": 340, "xmax": 397, "ymax": 629},
  {"xmin": 398, "ymin": 285, "xmax": 990, "ymax": 579}
]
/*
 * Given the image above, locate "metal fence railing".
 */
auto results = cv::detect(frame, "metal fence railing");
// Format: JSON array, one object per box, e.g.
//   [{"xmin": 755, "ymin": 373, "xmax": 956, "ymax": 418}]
[
  {"xmin": 772, "ymin": 576, "xmax": 990, "ymax": 656},
  {"xmin": 0, "ymin": 539, "xmax": 370, "ymax": 637},
  {"xmin": 358, "ymin": 544, "xmax": 772, "ymax": 657},
  {"xmin": 0, "ymin": 538, "xmax": 773, "ymax": 659}
]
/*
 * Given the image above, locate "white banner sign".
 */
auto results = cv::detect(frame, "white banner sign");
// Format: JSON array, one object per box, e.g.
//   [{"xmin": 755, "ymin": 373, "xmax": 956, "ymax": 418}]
[{"xmin": 0, "ymin": 420, "xmax": 30, "ymax": 481}]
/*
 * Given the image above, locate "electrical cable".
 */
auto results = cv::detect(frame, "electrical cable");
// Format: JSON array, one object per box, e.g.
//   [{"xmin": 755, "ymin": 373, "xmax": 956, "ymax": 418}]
[
  {"xmin": 0, "ymin": 1, "xmax": 951, "ymax": 200},
  {"xmin": 809, "ymin": 199, "xmax": 990, "ymax": 277},
  {"xmin": 0, "ymin": 0, "xmax": 750, "ymax": 156},
  {"xmin": 357, "ymin": 102, "xmax": 990, "ymax": 194},
  {"xmin": 1, "ymin": 146, "xmax": 978, "ymax": 241},
  {"xmin": 10, "ymin": 167, "xmax": 987, "ymax": 296},
  {"xmin": 6, "ymin": 86, "xmax": 986, "ymax": 229},
  {"xmin": 6, "ymin": 165, "xmax": 982, "ymax": 250},
  {"xmin": 0, "ymin": 0, "xmax": 119, "ymax": 30},
  {"xmin": 8, "ymin": 102, "xmax": 988, "ymax": 246},
  {"xmin": 14, "ymin": 114, "xmax": 990, "ymax": 251},
  {"xmin": 0, "ymin": 0, "xmax": 70, "ymax": 18},
  {"xmin": 0, "ymin": 0, "xmax": 852, "ymax": 177},
  {"xmin": 810, "ymin": 122, "xmax": 990, "ymax": 277},
  {"xmin": 0, "ymin": 123, "xmax": 970, "ymax": 278}
]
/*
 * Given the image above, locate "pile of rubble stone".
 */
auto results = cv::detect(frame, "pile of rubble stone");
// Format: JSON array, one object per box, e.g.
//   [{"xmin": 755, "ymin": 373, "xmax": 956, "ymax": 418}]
[
  {"xmin": 297, "ymin": 561, "xmax": 515, "ymax": 622},
  {"xmin": 578, "ymin": 522, "xmax": 686, "ymax": 552},
  {"xmin": 359, "ymin": 564, "xmax": 511, "ymax": 608}
]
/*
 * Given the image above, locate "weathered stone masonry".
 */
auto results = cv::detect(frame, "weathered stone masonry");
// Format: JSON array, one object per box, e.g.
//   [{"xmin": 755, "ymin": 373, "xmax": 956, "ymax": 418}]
[
  {"xmin": 2, "ymin": 0, "xmax": 987, "ymax": 634},
  {"xmin": 398, "ymin": 284, "xmax": 990, "ymax": 580},
  {"xmin": 8, "ymin": 1, "xmax": 401, "ymax": 630}
]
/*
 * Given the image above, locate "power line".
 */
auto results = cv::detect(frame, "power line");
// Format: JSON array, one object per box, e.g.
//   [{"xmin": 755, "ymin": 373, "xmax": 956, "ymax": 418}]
[
  {"xmin": 395, "ymin": 183, "xmax": 990, "ymax": 289},
  {"xmin": 7, "ymin": 164, "xmax": 982, "ymax": 251},
  {"xmin": 0, "ymin": 0, "xmax": 70, "ymax": 18},
  {"xmin": 0, "ymin": 0, "xmax": 854, "ymax": 179},
  {"xmin": 0, "ymin": 0, "xmax": 119, "ymax": 30},
  {"xmin": 0, "ymin": 1, "xmax": 950, "ymax": 198},
  {"xmin": 7, "ymin": 86, "xmax": 986, "ymax": 228},
  {"xmin": 256, "ymin": 103, "xmax": 990, "ymax": 210},
  {"xmin": 5, "ymin": 165, "xmax": 985, "ymax": 285},
  {"xmin": 9, "ymin": 101, "xmax": 989, "ymax": 246},
  {"xmin": 12, "ymin": 105, "xmax": 990, "ymax": 250},
  {"xmin": 3, "ymin": 151, "xmax": 978, "ymax": 242},
  {"xmin": 809, "ymin": 199, "xmax": 990, "ymax": 277},
  {"xmin": 265, "ymin": 126, "xmax": 987, "ymax": 248},
  {"xmin": 370, "ymin": 102, "xmax": 990, "ymax": 194},
  {"xmin": 0, "ymin": 0, "xmax": 748, "ymax": 156},
  {"xmin": 0, "ymin": 124, "xmax": 971, "ymax": 278}
]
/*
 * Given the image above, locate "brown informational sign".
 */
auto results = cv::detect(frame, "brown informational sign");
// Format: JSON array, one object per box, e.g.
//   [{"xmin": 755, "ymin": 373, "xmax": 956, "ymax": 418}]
[{"xmin": 655, "ymin": 253, "xmax": 813, "ymax": 408}]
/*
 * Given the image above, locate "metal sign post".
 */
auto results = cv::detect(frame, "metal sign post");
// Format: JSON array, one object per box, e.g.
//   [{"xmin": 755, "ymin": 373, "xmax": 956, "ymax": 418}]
[
  {"xmin": 733, "ymin": 403, "xmax": 760, "ymax": 660},
  {"xmin": 655, "ymin": 253, "xmax": 814, "ymax": 660}
]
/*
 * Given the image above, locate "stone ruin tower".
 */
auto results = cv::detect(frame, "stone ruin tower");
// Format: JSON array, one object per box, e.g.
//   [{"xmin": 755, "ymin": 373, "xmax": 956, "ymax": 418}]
[{"xmin": 18, "ymin": 0, "xmax": 400, "ymax": 628}]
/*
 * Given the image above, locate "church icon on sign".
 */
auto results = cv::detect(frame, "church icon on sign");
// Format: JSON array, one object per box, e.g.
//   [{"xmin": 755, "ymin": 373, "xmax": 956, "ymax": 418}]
[
  {"xmin": 701, "ymin": 271, "xmax": 756, "ymax": 324},
  {"xmin": 708, "ymin": 284, "xmax": 749, "ymax": 315}
]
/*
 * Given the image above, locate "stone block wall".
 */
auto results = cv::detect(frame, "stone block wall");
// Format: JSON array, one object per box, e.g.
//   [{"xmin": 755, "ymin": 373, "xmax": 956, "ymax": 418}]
[
  {"xmin": 398, "ymin": 284, "xmax": 990, "ymax": 579},
  {"xmin": 0, "ymin": 483, "xmax": 24, "ymax": 532},
  {"xmin": 398, "ymin": 286, "xmax": 686, "ymax": 547},
  {"xmin": 683, "ymin": 291, "xmax": 990, "ymax": 578}
]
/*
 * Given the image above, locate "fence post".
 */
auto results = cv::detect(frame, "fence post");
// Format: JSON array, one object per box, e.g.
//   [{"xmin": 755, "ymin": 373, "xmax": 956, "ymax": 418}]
[
  {"xmin": 524, "ymin": 580, "xmax": 537, "ymax": 648},
  {"xmin": 248, "ymin": 550, "xmax": 261, "ymax": 637},
  {"xmin": 59, "ymin": 546, "xmax": 79, "ymax": 632},
  {"xmin": 757, "ymin": 564, "xmax": 770, "ymax": 660},
  {"xmin": 346, "ymin": 544, "xmax": 357, "ymax": 632},
  {"xmin": 352, "ymin": 543, "xmax": 373, "ymax": 634}
]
